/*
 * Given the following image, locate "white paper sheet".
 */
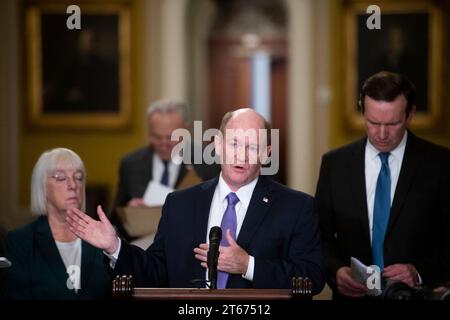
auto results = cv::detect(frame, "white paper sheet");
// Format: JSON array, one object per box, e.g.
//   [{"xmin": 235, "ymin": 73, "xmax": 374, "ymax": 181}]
[
  {"xmin": 350, "ymin": 256, "xmax": 382, "ymax": 296},
  {"xmin": 142, "ymin": 180, "xmax": 174, "ymax": 207}
]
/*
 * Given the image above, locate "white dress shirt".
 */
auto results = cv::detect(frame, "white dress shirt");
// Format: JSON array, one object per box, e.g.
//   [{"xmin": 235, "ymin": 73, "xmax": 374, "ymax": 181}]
[
  {"xmin": 107, "ymin": 174, "xmax": 259, "ymax": 282},
  {"xmin": 365, "ymin": 131, "xmax": 407, "ymax": 243},
  {"xmin": 206, "ymin": 173, "xmax": 258, "ymax": 282},
  {"xmin": 55, "ymin": 238, "xmax": 82, "ymax": 291}
]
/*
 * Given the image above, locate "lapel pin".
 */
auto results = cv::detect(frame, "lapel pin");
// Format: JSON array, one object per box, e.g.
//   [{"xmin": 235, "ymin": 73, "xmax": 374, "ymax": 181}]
[{"xmin": 263, "ymin": 197, "xmax": 268, "ymax": 203}]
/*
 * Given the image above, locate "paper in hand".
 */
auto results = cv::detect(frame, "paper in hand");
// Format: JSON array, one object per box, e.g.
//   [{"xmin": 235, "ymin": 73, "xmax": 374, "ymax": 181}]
[{"xmin": 350, "ymin": 256, "xmax": 382, "ymax": 296}]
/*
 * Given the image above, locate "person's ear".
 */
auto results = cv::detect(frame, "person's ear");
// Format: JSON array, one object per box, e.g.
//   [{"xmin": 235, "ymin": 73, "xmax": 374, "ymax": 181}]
[
  {"xmin": 406, "ymin": 105, "xmax": 416, "ymax": 125},
  {"xmin": 260, "ymin": 145, "xmax": 271, "ymax": 164}
]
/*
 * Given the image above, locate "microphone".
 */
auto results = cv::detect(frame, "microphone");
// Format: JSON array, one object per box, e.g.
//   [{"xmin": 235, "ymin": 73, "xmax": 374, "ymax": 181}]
[
  {"xmin": 0, "ymin": 257, "xmax": 12, "ymax": 268},
  {"xmin": 207, "ymin": 226, "xmax": 222, "ymax": 289}
]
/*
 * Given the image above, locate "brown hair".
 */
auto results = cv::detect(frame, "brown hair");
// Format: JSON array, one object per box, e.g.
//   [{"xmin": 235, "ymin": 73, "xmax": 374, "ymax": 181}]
[{"xmin": 359, "ymin": 71, "xmax": 416, "ymax": 117}]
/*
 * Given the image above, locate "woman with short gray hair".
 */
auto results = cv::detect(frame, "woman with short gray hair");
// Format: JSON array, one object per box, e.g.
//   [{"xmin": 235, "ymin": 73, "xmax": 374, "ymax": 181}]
[{"xmin": 2, "ymin": 148, "xmax": 111, "ymax": 299}]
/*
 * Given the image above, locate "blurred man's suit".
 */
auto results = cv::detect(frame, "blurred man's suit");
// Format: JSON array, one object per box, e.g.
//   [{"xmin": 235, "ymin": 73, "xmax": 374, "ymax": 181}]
[{"xmin": 110, "ymin": 146, "xmax": 220, "ymax": 240}]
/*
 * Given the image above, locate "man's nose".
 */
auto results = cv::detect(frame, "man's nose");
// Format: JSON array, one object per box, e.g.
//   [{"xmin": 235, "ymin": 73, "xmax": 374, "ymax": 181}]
[
  {"xmin": 160, "ymin": 137, "xmax": 172, "ymax": 146},
  {"xmin": 235, "ymin": 146, "xmax": 248, "ymax": 162},
  {"xmin": 379, "ymin": 125, "xmax": 388, "ymax": 139}
]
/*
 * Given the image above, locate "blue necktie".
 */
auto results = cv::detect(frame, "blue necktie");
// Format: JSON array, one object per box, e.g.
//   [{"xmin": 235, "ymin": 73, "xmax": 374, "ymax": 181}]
[
  {"xmin": 217, "ymin": 192, "xmax": 239, "ymax": 289},
  {"xmin": 160, "ymin": 160, "xmax": 169, "ymax": 186},
  {"xmin": 372, "ymin": 152, "xmax": 391, "ymax": 271}
]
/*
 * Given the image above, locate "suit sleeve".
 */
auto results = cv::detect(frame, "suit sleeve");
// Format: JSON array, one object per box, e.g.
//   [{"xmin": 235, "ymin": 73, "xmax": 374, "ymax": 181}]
[
  {"xmin": 315, "ymin": 155, "xmax": 346, "ymax": 290},
  {"xmin": 253, "ymin": 197, "xmax": 326, "ymax": 295},
  {"xmin": 112, "ymin": 196, "xmax": 171, "ymax": 287},
  {"xmin": 412, "ymin": 148, "xmax": 450, "ymax": 286},
  {"xmin": 438, "ymin": 150, "xmax": 450, "ymax": 284}
]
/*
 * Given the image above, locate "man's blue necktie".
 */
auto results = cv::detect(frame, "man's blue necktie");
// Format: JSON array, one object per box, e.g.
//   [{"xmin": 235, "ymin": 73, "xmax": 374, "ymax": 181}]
[
  {"xmin": 217, "ymin": 192, "xmax": 239, "ymax": 289},
  {"xmin": 160, "ymin": 160, "xmax": 169, "ymax": 186},
  {"xmin": 372, "ymin": 152, "xmax": 391, "ymax": 271}
]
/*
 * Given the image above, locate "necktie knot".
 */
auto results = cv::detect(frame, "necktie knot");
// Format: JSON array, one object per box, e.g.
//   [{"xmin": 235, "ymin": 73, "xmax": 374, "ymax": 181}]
[
  {"xmin": 226, "ymin": 192, "xmax": 240, "ymax": 207},
  {"xmin": 378, "ymin": 152, "xmax": 390, "ymax": 166}
]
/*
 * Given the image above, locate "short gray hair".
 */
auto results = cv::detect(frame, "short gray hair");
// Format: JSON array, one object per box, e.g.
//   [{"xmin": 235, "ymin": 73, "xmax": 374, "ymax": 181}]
[
  {"xmin": 31, "ymin": 148, "xmax": 86, "ymax": 215},
  {"xmin": 146, "ymin": 99, "xmax": 189, "ymax": 123}
]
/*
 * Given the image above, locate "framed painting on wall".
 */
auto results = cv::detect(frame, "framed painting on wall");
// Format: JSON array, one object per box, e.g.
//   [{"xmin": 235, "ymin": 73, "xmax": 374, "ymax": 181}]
[
  {"xmin": 344, "ymin": 1, "xmax": 443, "ymax": 130},
  {"xmin": 25, "ymin": 1, "xmax": 131, "ymax": 129}
]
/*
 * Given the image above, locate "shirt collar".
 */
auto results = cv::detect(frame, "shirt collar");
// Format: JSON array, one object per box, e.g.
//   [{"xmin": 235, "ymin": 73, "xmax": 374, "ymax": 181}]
[
  {"xmin": 217, "ymin": 173, "xmax": 259, "ymax": 209},
  {"xmin": 153, "ymin": 152, "xmax": 182, "ymax": 166},
  {"xmin": 366, "ymin": 130, "xmax": 408, "ymax": 161}
]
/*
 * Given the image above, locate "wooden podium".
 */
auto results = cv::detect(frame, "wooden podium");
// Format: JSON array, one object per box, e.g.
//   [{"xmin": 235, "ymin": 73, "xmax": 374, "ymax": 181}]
[{"xmin": 112, "ymin": 275, "xmax": 313, "ymax": 300}]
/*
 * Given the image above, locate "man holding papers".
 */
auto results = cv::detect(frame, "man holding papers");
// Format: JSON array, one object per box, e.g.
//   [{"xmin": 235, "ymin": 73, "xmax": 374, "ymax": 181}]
[{"xmin": 315, "ymin": 72, "xmax": 450, "ymax": 299}]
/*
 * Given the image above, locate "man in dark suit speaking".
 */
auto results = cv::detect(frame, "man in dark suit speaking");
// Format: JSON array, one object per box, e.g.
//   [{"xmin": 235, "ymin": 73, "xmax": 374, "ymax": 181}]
[
  {"xmin": 316, "ymin": 72, "xmax": 450, "ymax": 299},
  {"xmin": 67, "ymin": 108, "xmax": 325, "ymax": 293}
]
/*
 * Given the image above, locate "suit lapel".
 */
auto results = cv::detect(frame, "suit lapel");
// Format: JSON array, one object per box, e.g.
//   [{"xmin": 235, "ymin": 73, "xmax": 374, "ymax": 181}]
[
  {"xmin": 237, "ymin": 176, "xmax": 273, "ymax": 250},
  {"xmin": 35, "ymin": 217, "xmax": 72, "ymax": 291},
  {"xmin": 175, "ymin": 164, "xmax": 187, "ymax": 187},
  {"xmin": 79, "ymin": 241, "xmax": 96, "ymax": 296},
  {"xmin": 386, "ymin": 132, "xmax": 421, "ymax": 237},
  {"xmin": 348, "ymin": 139, "xmax": 372, "ymax": 249},
  {"xmin": 143, "ymin": 147, "xmax": 154, "ymax": 183},
  {"xmin": 193, "ymin": 178, "xmax": 218, "ymax": 279}
]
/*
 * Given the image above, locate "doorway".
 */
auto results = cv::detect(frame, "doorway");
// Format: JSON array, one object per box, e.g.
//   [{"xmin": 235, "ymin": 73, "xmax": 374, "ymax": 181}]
[{"xmin": 207, "ymin": 0, "xmax": 288, "ymax": 183}]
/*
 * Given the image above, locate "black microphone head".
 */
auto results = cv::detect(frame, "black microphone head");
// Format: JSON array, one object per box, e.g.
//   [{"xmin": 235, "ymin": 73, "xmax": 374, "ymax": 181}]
[{"xmin": 209, "ymin": 226, "xmax": 222, "ymax": 244}]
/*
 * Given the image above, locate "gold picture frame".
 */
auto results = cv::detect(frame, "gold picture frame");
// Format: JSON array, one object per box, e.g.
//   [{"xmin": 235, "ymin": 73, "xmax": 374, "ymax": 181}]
[
  {"xmin": 344, "ymin": 1, "xmax": 443, "ymax": 130},
  {"xmin": 25, "ymin": 2, "xmax": 131, "ymax": 129}
]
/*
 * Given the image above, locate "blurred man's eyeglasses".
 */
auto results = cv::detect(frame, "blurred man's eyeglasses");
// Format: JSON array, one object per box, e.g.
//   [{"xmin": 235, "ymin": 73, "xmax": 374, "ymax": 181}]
[{"xmin": 50, "ymin": 171, "xmax": 84, "ymax": 183}]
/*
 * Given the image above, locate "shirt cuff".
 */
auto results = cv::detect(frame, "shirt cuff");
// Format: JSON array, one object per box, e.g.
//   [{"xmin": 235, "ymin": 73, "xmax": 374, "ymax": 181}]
[
  {"xmin": 103, "ymin": 237, "xmax": 121, "ymax": 269},
  {"xmin": 242, "ymin": 255, "xmax": 254, "ymax": 281},
  {"xmin": 416, "ymin": 271, "xmax": 423, "ymax": 286}
]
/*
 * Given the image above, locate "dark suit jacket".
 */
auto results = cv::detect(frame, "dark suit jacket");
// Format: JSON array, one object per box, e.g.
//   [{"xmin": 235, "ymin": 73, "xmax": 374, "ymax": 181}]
[
  {"xmin": 114, "ymin": 175, "xmax": 325, "ymax": 294},
  {"xmin": 111, "ymin": 146, "xmax": 220, "ymax": 239},
  {"xmin": 2, "ymin": 216, "xmax": 112, "ymax": 299},
  {"xmin": 316, "ymin": 132, "xmax": 450, "ymax": 298}
]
